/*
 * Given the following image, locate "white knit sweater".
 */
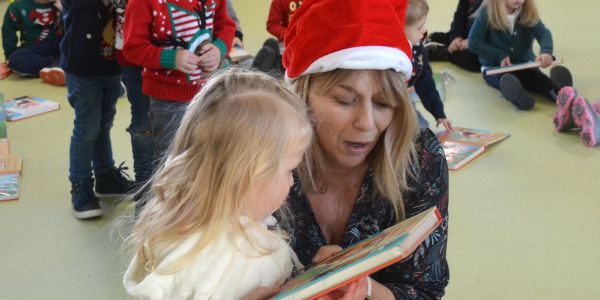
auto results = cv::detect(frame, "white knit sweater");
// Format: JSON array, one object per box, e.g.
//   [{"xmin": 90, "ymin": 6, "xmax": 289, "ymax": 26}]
[{"xmin": 123, "ymin": 216, "xmax": 295, "ymax": 299}]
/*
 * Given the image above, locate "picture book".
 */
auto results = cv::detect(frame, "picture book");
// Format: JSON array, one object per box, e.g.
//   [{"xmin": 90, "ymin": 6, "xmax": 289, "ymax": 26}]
[
  {"xmin": 273, "ymin": 207, "xmax": 443, "ymax": 300},
  {"xmin": 229, "ymin": 46, "xmax": 252, "ymax": 63},
  {"xmin": 442, "ymin": 141, "xmax": 484, "ymax": 170},
  {"xmin": 0, "ymin": 172, "xmax": 19, "ymax": 202},
  {"xmin": 0, "ymin": 139, "xmax": 10, "ymax": 157},
  {"xmin": 0, "ymin": 93, "xmax": 7, "ymax": 138},
  {"xmin": 410, "ymin": 71, "xmax": 446, "ymax": 103},
  {"xmin": 483, "ymin": 58, "xmax": 563, "ymax": 76},
  {"xmin": 4, "ymin": 96, "xmax": 60, "ymax": 121},
  {"xmin": 437, "ymin": 127, "xmax": 510, "ymax": 147},
  {"xmin": 0, "ymin": 155, "xmax": 22, "ymax": 175}
]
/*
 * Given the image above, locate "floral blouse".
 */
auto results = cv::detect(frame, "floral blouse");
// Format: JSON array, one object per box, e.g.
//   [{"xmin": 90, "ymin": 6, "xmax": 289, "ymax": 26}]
[{"xmin": 277, "ymin": 129, "xmax": 449, "ymax": 299}]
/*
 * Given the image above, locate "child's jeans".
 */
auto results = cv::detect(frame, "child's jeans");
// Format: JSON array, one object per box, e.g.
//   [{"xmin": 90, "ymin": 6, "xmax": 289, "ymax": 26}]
[
  {"xmin": 121, "ymin": 66, "xmax": 153, "ymax": 184},
  {"xmin": 483, "ymin": 68, "xmax": 557, "ymax": 101},
  {"xmin": 149, "ymin": 98, "xmax": 189, "ymax": 169},
  {"xmin": 66, "ymin": 73, "xmax": 120, "ymax": 183},
  {"xmin": 8, "ymin": 38, "xmax": 61, "ymax": 76}
]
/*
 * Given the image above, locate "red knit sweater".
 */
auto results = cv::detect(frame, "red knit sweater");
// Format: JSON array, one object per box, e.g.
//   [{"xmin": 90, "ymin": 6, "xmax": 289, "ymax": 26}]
[
  {"xmin": 266, "ymin": 0, "xmax": 302, "ymax": 41},
  {"xmin": 123, "ymin": 0, "xmax": 235, "ymax": 101}
]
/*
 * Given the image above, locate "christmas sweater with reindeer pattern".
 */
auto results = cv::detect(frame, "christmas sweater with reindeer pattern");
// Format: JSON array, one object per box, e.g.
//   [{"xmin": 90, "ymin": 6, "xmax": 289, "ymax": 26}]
[
  {"xmin": 2, "ymin": 0, "xmax": 63, "ymax": 59},
  {"xmin": 123, "ymin": 0, "xmax": 235, "ymax": 101}
]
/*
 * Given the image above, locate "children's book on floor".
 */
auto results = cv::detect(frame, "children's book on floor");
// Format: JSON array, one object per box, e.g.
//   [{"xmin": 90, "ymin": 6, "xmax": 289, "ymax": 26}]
[
  {"xmin": 4, "ymin": 96, "xmax": 60, "ymax": 121},
  {"xmin": 0, "ymin": 94, "xmax": 8, "ymax": 138},
  {"xmin": 437, "ymin": 127, "xmax": 510, "ymax": 170},
  {"xmin": 273, "ymin": 207, "xmax": 443, "ymax": 300},
  {"xmin": 0, "ymin": 172, "xmax": 20, "ymax": 201},
  {"xmin": 0, "ymin": 155, "xmax": 22, "ymax": 175}
]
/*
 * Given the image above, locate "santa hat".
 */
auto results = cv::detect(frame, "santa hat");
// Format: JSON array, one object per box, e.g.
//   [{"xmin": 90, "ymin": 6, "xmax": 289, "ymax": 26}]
[{"xmin": 283, "ymin": 0, "xmax": 413, "ymax": 79}]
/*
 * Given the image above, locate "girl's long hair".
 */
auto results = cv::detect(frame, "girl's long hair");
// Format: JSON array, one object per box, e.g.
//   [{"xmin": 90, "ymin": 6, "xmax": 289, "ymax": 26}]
[
  {"xmin": 487, "ymin": 0, "xmax": 540, "ymax": 31},
  {"xmin": 290, "ymin": 69, "xmax": 418, "ymax": 221},
  {"xmin": 127, "ymin": 69, "xmax": 312, "ymax": 274}
]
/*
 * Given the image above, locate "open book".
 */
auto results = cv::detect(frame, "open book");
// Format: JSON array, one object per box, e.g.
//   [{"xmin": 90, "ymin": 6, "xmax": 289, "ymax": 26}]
[
  {"xmin": 0, "ymin": 172, "xmax": 19, "ymax": 201},
  {"xmin": 273, "ymin": 207, "xmax": 443, "ymax": 300},
  {"xmin": 437, "ymin": 127, "xmax": 510, "ymax": 170},
  {"xmin": 483, "ymin": 58, "xmax": 563, "ymax": 76},
  {"xmin": 5, "ymin": 96, "xmax": 60, "ymax": 121}
]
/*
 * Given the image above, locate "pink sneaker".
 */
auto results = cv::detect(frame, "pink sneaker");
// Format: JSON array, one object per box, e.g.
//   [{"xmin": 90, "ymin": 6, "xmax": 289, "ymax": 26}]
[
  {"xmin": 572, "ymin": 96, "xmax": 600, "ymax": 147},
  {"xmin": 553, "ymin": 86, "xmax": 577, "ymax": 132},
  {"xmin": 39, "ymin": 67, "xmax": 65, "ymax": 86}
]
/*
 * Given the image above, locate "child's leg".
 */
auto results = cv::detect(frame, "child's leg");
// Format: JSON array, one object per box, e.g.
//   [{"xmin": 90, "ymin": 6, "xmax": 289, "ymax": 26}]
[
  {"xmin": 449, "ymin": 50, "xmax": 481, "ymax": 72},
  {"xmin": 7, "ymin": 39, "xmax": 60, "ymax": 76},
  {"xmin": 513, "ymin": 68, "xmax": 556, "ymax": 101},
  {"xmin": 149, "ymin": 98, "xmax": 189, "ymax": 167},
  {"xmin": 121, "ymin": 66, "xmax": 153, "ymax": 185},
  {"xmin": 483, "ymin": 72, "xmax": 535, "ymax": 110}
]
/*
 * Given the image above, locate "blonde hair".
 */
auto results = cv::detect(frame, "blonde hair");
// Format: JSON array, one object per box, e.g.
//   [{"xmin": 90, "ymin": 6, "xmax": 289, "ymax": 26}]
[
  {"xmin": 406, "ymin": 0, "xmax": 429, "ymax": 26},
  {"xmin": 487, "ymin": 0, "xmax": 540, "ymax": 31},
  {"xmin": 128, "ymin": 69, "xmax": 312, "ymax": 274},
  {"xmin": 290, "ymin": 69, "xmax": 418, "ymax": 221}
]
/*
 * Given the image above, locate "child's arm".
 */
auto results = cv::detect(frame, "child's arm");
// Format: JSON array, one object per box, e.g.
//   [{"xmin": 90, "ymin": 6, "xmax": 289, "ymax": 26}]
[
  {"xmin": 207, "ymin": 0, "xmax": 236, "ymax": 63},
  {"xmin": 266, "ymin": 0, "xmax": 287, "ymax": 41},
  {"xmin": 532, "ymin": 20, "xmax": 554, "ymax": 68},
  {"xmin": 2, "ymin": 5, "xmax": 21, "ymax": 60},
  {"xmin": 414, "ymin": 48, "xmax": 450, "ymax": 130},
  {"xmin": 448, "ymin": 0, "xmax": 471, "ymax": 42},
  {"xmin": 468, "ymin": 11, "xmax": 510, "ymax": 66}
]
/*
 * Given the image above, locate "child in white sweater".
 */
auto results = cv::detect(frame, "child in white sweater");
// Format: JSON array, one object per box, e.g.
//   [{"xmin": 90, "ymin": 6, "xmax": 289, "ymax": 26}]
[{"xmin": 123, "ymin": 69, "xmax": 312, "ymax": 299}]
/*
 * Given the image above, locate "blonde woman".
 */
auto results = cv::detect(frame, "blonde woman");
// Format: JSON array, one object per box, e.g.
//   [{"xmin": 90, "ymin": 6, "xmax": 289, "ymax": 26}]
[
  {"xmin": 469, "ymin": 0, "xmax": 573, "ymax": 110},
  {"xmin": 123, "ymin": 69, "xmax": 312, "ymax": 299},
  {"xmin": 275, "ymin": 0, "xmax": 450, "ymax": 299}
]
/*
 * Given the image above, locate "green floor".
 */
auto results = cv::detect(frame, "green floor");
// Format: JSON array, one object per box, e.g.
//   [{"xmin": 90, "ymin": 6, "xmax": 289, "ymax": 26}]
[{"xmin": 1, "ymin": 0, "xmax": 599, "ymax": 299}]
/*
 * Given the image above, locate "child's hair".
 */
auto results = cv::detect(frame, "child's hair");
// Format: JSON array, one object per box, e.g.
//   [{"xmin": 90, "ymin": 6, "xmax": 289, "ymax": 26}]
[
  {"xmin": 487, "ymin": 0, "xmax": 540, "ymax": 31},
  {"xmin": 406, "ymin": 0, "xmax": 429, "ymax": 26},
  {"xmin": 128, "ymin": 69, "xmax": 312, "ymax": 274}
]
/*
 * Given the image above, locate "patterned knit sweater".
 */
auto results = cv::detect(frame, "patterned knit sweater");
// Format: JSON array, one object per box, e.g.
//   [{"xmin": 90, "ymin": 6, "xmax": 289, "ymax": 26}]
[{"xmin": 123, "ymin": 0, "xmax": 235, "ymax": 101}]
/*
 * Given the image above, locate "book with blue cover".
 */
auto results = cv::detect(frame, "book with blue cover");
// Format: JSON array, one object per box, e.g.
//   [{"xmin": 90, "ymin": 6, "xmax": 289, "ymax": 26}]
[{"xmin": 4, "ymin": 96, "xmax": 60, "ymax": 121}]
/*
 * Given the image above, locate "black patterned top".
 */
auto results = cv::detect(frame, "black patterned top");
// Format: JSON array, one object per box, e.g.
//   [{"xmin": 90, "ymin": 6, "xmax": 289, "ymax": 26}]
[{"xmin": 277, "ymin": 129, "xmax": 449, "ymax": 299}]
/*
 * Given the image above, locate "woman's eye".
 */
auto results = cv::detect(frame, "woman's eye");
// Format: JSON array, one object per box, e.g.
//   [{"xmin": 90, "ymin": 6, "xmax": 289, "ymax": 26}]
[
  {"xmin": 335, "ymin": 98, "xmax": 354, "ymax": 105},
  {"xmin": 374, "ymin": 101, "xmax": 390, "ymax": 108}
]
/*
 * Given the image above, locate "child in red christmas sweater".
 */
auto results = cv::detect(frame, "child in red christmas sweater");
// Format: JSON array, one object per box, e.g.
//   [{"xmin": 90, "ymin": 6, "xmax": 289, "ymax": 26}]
[
  {"xmin": 122, "ymin": 0, "xmax": 235, "ymax": 202},
  {"xmin": 266, "ymin": 0, "xmax": 302, "ymax": 42}
]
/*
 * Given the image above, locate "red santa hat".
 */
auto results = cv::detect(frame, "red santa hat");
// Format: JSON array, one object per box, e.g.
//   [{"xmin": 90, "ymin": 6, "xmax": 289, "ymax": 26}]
[{"xmin": 283, "ymin": 0, "xmax": 413, "ymax": 79}]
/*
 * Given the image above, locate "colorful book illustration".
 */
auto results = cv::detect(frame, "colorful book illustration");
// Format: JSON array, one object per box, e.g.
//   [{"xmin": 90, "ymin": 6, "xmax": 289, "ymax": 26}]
[
  {"xmin": 4, "ymin": 96, "xmax": 60, "ymax": 121},
  {"xmin": 442, "ymin": 141, "xmax": 484, "ymax": 170},
  {"xmin": 0, "ymin": 139, "xmax": 10, "ymax": 157},
  {"xmin": 0, "ymin": 93, "xmax": 7, "ymax": 138},
  {"xmin": 483, "ymin": 58, "xmax": 563, "ymax": 76},
  {"xmin": 0, "ymin": 172, "xmax": 19, "ymax": 202},
  {"xmin": 0, "ymin": 155, "xmax": 22, "ymax": 175},
  {"xmin": 229, "ymin": 46, "xmax": 252, "ymax": 63},
  {"xmin": 437, "ymin": 127, "xmax": 510, "ymax": 170},
  {"xmin": 273, "ymin": 207, "xmax": 443, "ymax": 300},
  {"xmin": 410, "ymin": 71, "xmax": 446, "ymax": 103}
]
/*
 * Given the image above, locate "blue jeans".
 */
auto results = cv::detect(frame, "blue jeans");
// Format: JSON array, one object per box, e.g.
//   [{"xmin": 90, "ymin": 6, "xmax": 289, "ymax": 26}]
[
  {"xmin": 8, "ymin": 38, "xmax": 61, "ymax": 76},
  {"xmin": 149, "ymin": 98, "xmax": 189, "ymax": 170},
  {"xmin": 66, "ymin": 73, "xmax": 120, "ymax": 182},
  {"xmin": 121, "ymin": 66, "xmax": 153, "ymax": 184}
]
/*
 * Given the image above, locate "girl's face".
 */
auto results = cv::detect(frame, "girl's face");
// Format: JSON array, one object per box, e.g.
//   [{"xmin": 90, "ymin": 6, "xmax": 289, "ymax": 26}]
[
  {"xmin": 505, "ymin": 0, "xmax": 525, "ymax": 13},
  {"xmin": 405, "ymin": 15, "xmax": 428, "ymax": 45},
  {"xmin": 308, "ymin": 71, "xmax": 394, "ymax": 171},
  {"xmin": 246, "ymin": 144, "xmax": 306, "ymax": 221}
]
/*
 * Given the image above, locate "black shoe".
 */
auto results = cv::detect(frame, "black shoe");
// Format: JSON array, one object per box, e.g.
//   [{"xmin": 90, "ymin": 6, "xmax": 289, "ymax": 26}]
[
  {"xmin": 262, "ymin": 38, "xmax": 280, "ymax": 56},
  {"xmin": 72, "ymin": 179, "xmax": 103, "ymax": 219},
  {"xmin": 500, "ymin": 74, "xmax": 535, "ymax": 110},
  {"xmin": 426, "ymin": 43, "xmax": 450, "ymax": 61},
  {"xmin": 95, "ymin": 162, "xmax": 135, "ymax": 198},
  {"xmin": 550, "ymin": 66, "xmax": 573, "ymax": 89},
  {"xmin": 427, "ymin": 32, "xmax": 450, "ymax": 45},
  {"xmin": 262, "ymin": 37, "xmax": 284, "ymax": 75},
  {"xmin": 252, "ymin": 46, "xmax": 277, "ymax": 73}
]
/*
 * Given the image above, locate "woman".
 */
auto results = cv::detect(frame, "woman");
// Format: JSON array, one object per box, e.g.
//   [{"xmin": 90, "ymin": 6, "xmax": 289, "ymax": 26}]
[{"xmin": 277, "ymin": 0, "xmax": 450, "ymax": 299}]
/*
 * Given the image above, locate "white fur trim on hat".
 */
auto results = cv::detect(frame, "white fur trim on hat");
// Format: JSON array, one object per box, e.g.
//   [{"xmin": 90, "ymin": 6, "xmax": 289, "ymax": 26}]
[{"xmin": 299, "ymin": 46, "xmax": 413, "ymax": 78}]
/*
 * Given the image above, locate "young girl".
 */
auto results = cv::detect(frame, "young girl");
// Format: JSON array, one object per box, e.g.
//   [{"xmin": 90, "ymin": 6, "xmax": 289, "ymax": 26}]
[
  {"xmin": 123, "ymin": 69, "xmax": 312, "ymax": 299},
  {"xmin": 469, "ymin": 0, "xmax": 573, "ymax": 110}
]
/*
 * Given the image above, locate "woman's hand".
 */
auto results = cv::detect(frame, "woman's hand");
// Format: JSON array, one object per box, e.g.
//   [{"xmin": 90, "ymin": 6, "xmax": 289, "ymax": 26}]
[
  {"xmin": 500, "ymin": 56, "xmax": 512, "ymax": 67},
  {"xmin": 197, "ymin": 43, "xmax": 221, "ymax": 72},
  {"xmin": 436, "ymin": 118, "xmax": 454, "ymax": 132},
  {"xmin": 312, "ymin": 245, "xmax": 343, "ymax": 263},
  {"xmin": 175, "ymin": 49, "xmax": 201, "ymax": 74},
  {"xmin": 536, "ymin": 53, "xmax": 553, "ymax": 68}
]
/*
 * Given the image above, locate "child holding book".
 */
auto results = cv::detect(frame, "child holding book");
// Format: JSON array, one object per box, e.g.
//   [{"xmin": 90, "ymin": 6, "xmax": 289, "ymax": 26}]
[
  {"xmin": 2, "ymin": 0, "xmax": 63, "ymax": 82},
  {"xmin": 468, "ymin": 0, "xmax": 573, "ymax": 110},
  {"xmin": 123, "ymin": 69, "xmax": 313, "ymax": 299},
  {"xmin": 406, "ymin": 0, "xmax": 454, "ymax": 132},
  {"xmin": 60, "ymin": 0, "xmax": 134, "ymax": 219}
]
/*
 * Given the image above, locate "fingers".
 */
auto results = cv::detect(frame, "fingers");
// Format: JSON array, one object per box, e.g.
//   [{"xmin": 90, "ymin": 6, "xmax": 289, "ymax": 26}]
[{"xmin": 312, "ymin": 245, "xmax": 343, "ymax": 263}]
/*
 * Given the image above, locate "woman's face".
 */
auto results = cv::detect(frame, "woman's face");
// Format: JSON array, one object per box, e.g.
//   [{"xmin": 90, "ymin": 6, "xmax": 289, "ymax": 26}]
[{"xmin": 308, "ymin": 71, "xmax": 394, "ymax": 170}]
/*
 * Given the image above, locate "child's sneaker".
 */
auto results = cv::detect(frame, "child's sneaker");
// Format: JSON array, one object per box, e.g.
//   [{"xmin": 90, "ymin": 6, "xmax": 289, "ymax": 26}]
[
  {"xmin": 553, "ymin": 86, "xmax": 578, "ymax": 132},
  {"xmin": 572, "ymin": 96, "xmax": 600, "ymax": 147},
  {"xmin": 499, "ymin": 74, "xmax": 535, "ymax": 110},
  {"xmin": 72, "ymin": 179, "xmax": 103, "ymax": 219},
  {"xmin": 251, "ymin": 46, "xmax": 277, "ymax": 73},
  {"xmin": 39, "ymin": 67, "xmax": 65, "ymax": 86},
  {"xmin": 95, "ymin": 163, "xmax": 135, "ymax": 197},
  {"xmin": 550, "ymin": 66, "xmax": 573, "ymax": 89},
  {"xmin": 0, "ymin": 62, "xmax": 12, "ymax": 79}
]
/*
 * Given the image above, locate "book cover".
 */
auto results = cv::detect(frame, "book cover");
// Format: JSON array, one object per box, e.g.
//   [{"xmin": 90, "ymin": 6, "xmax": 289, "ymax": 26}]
[
  {"xmin": 442, "ymin": 141, "xmax": 485, "ymax": 170},
  {"xmin": 273, "ymin": 207, "xmax": 443, "ymax": 300},
  {"xmin": 5, "ymin": 96, "xmax": 60, "ymax": 121},
  {"xmin": 483, "ymin": 59, "xmax": 563, "ymax": 76},
  {"xmin": 0, "ymin": 172, "xmax": 19, "ymax": 202},
  {"xmin": 437, "ymin": 127, "xmax": 510, "ymax": 147},
  {"xmin": 0, "ymin": 155, "xmax": 22, "ymax": 175},
  {"xmin": 0, "ymin": 139, "xmax": 10, "ymax": 157}
]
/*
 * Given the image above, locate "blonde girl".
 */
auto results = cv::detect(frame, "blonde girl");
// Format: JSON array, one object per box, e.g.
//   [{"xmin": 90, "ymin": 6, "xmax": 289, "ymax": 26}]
[{"xmin": 123, "ymin": 69, "xmax": 312, "ymax": 299}]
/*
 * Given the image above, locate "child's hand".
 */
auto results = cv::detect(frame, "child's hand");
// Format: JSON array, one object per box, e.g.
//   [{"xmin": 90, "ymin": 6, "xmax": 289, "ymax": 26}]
[
  {"xmin": 459, "ymin": 38, "xmax": 469, "ymax": 50},
  {"xmin": 501, "ymin": 56, "xmax": 512, "ymax": 67},
  {"xmin": 448, "ymin": 37, "xmax": 464, "ymax": 53},
  {"xmin": 233, "ymin": 37, "xmax": 244, "ymax": 48},
  {"xmin": 536, "ymin": 53, "xmax": 553, "ymax": 68},
  {"xmin": 436, "ymin": 118, "xmax": 454, "ymax": 132},
  {"xmin": 175, "ymin": 49, "xmax": 201, "ymax": 74},
  {"xmin": 54, "ymin": 0, "xmax": 62, "ymax": 11},
  {"xmin": 197, "ymin": 43, "xmax": 221, "ymax": 72}
]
